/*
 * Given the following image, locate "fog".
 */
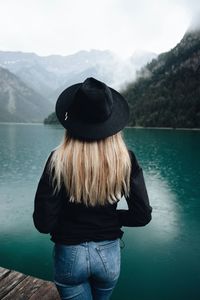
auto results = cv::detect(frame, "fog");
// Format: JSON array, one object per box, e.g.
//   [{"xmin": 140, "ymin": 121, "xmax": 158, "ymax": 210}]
[{"xmin": 0, "ymin": 0, "xmax": 199, "ymax": 57}]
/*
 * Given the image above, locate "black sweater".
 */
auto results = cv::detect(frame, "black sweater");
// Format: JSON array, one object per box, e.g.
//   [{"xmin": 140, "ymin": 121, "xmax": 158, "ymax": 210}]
[{"xmin": 33, "ymin": 150, "xmax": 152, "ymax": 245}]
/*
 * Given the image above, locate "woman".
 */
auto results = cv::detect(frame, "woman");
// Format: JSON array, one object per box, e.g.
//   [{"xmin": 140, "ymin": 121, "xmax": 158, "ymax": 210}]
[{"xmin": 33, "ymin": 77, "xmax": 152, "ymax": 300}]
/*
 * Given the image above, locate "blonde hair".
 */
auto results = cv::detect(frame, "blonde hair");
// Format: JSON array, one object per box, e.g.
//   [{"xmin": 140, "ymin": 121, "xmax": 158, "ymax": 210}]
[{"xmin": 49, "ymin": 131, "xmax": 131, "ymax": 206}]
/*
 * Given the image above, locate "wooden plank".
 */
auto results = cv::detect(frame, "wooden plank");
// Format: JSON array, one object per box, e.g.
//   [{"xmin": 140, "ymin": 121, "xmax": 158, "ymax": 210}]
[
  {"xmin": 0, "ymin": 268, "xmax": 10, "ymax": 281},
  {"xmin": 1, "ymin": 276, "xmax": 43, "ymax": 300},
  {"xmin": 0, "ymin": 268, "xmax": 8, "ymax": 274},
  {"xmin": 0, "ymin": 267, "xmax": 60, "ymax": 300},
  {"xmin": 1, "ymin": 275, "xmax": 45, "ymax": 300},
  {"xmin": 0, "ymin": 270, "xmax": 26, "ymax": 299},
  {"xmin": 29, "ymin": 281, "xmax": 60, "ymax": 300}
]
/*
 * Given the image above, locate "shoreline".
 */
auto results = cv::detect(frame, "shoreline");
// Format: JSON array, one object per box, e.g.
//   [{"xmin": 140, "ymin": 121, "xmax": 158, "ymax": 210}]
[
  {"xmin": 0, "ymin": 122, "xmax": 200, "ymax": 131},
  {"xmin": 126, "ymin": 126, "xmax": 200, "ymax": 131},
  {"xmin": 0, "ymin": 122, "xmax": 44, "ymax": 125}
]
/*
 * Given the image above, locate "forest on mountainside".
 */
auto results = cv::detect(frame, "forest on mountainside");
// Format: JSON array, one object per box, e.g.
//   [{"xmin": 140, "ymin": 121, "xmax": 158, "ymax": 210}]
[{"xmin": 122, "ymin": 29, "xmax": 200, "ymax": 128}]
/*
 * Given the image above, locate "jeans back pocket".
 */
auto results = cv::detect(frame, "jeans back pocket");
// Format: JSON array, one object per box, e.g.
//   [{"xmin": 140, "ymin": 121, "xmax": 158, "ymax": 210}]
[
  {"xmin": 96, "ymin": 239, "xmax": 121, "ymax": 281},
  {"xmin": 53, "ymin": 244, "xmax": 78, "ymax": 283}
]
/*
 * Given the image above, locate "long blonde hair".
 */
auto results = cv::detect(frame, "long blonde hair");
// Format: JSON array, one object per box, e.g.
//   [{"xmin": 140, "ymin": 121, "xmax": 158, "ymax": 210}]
[{"xmin": 49, "ymin": 131, "xmax": 131, "ymax": 206}]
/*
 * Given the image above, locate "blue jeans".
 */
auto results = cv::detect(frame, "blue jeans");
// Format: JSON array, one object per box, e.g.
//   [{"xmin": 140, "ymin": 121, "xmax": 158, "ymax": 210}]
[{"xmin": 53, "ymin": 239, "xmax": 121, "ymax": 300}]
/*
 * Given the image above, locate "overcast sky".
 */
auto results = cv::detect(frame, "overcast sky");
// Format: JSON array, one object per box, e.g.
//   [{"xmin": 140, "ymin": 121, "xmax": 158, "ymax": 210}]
[{"xmin": 0, "ymin": 0, "xmax": 200, "ymax": 58}]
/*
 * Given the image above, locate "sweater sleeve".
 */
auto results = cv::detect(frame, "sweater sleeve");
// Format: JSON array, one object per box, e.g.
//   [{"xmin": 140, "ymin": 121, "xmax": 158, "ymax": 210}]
[
  {"xmin": 117, "ymin": 150, "xmax": 152, "ymax": 227},
  {"xmin": 33, "ymin": 151, "xmax": 62, "ymax": 234}
]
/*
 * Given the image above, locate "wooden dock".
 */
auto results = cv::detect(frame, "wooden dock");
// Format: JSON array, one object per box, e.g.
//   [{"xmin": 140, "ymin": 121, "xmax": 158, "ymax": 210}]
[{"xmin": 0, "ymin": 267, "xmax": 60, "ymax": 299}]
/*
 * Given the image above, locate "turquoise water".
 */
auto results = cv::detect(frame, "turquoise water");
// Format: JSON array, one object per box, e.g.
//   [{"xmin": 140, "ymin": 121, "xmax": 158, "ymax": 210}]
[{"xmin": 0, "ymin": 124, "xmax": 200, "ymax": 300}]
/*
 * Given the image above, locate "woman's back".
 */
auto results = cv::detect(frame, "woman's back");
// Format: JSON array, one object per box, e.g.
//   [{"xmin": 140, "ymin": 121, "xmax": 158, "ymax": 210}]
[
  {"xmin": 33, "ymin": 147, "xmax": 151, "ymax": 244},
  {"xmin": 33, "ymin": 77, "xmax": 152, "ymax": 300}
]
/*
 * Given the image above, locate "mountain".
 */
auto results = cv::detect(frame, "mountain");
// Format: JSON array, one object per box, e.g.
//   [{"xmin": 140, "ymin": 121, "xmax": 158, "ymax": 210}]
[
  {"xmin": 0, "ymin": 49, "xmax": 156, "ymax": 102},
  {"xmin": 122, "ymin": 28, "xmax": 200, "ymax": 128},
  {"xmin": 0, "ymin": 67, "xmax": 53, "ymax": 122}
]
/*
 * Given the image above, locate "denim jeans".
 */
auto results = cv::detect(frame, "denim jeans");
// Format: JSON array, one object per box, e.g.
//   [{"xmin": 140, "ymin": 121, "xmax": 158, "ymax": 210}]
[{"xmin": 53, "ymin": 239, "xmax": 121, "ymax": 300}]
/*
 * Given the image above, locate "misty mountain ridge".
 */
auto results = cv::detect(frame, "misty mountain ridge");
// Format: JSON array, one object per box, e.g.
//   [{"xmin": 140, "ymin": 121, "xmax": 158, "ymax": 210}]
[
  {"xmin": 0, "ymin": 48, "xmax": 156, "ymax": 123},
  {"xmin": 0, "ymin": 66, "xmax": 53, "ymax": 122},
  {"xmin": 122, "ymin": 27, "xmax": 200, "ymax": 128},
  {"xmin": 0, "ymin": 49, "xmax": 157, "ymax": 101}
]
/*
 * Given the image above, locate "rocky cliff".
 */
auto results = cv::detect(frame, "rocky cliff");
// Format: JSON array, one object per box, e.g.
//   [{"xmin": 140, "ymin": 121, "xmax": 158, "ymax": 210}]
[{"xmin": 0, "ymin": 67, "xmax": 53, "ymax": 122}]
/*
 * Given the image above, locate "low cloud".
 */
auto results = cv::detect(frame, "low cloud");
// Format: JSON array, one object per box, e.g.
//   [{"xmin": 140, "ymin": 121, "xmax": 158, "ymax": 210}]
[{"xmin": 0, "ymin": 0, "xmax": 199, "ymax": 57}]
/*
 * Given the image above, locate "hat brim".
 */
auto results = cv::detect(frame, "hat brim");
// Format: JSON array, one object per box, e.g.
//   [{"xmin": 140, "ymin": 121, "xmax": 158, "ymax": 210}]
[{"xmin": 55, "ymin": 83, "xmax": 129, "ymax": 141}]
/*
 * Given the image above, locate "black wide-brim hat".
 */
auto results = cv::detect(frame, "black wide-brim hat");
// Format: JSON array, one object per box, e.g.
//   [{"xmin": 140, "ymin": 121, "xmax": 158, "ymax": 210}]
[{"xmin": 55, "ymin": 77, "xmax": 129, "ymax": 141}]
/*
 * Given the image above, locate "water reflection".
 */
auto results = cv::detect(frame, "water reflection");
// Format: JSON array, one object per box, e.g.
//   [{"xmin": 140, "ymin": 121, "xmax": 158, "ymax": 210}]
[
  {"xmin": 119, "ymin": 168, "xmax": 180, "ymax": 241},
  {"xmin": 146, "ymin": 169, "xmax": 180, "ymax": 240}
]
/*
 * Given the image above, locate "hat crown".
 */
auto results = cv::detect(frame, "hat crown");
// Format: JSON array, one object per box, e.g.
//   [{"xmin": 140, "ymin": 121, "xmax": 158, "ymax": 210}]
[
  {"xmin": 55, "ymin": 76, "xmax": 129, "ymax": 141},
  {"xmin": 74, "ymin": 77, "xmax": 113, "ymax": 123}
]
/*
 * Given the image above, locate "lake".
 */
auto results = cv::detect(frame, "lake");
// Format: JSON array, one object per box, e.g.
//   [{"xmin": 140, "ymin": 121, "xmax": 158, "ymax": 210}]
[{"xmin": 0, "ymin": 123, "xmax": 200, "ymax": 300}]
